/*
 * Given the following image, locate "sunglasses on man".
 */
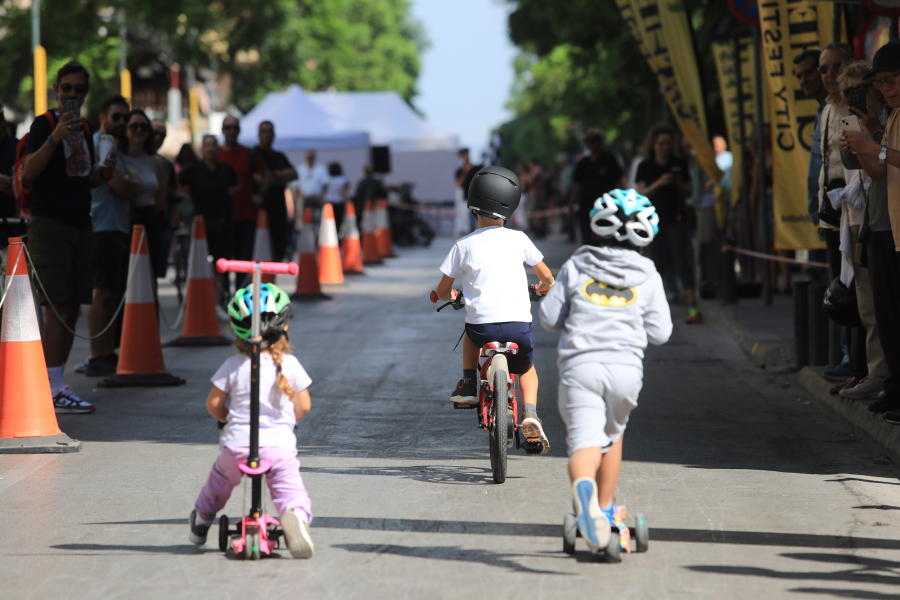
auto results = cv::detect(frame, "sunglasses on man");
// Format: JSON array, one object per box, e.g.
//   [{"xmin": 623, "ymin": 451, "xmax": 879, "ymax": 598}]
[
  {"xmin": 222, "ymin": 125, "xmax": 239, "ymax": 131},
  {"xmin": 153, "ymin": 130, "xmax": 166, "ymax": 139},
  {"xmin": 108, "ymin": 113, "xmax": 128, "ymax": 123},
  {"xmin": 59, "ymin": 83, "xmax": 88, "ymax": 94},
  {"xmin": 818, "ymin": 63, "xmax": 844, "ymax": 75}
]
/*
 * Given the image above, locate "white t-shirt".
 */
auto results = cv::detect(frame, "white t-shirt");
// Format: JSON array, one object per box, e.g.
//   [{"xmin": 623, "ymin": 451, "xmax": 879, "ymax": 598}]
[
  {"xmin": 440, "ymin": 226, "xmax": 544, "ymax": 324},
  {"xmin": 325, "ymin": 174, "xmax": 348, "ymax": 203},
  {"xmin": 298, "ymin": 162, "xmax": 330, "ymax": 197},
  {"xmin": 212, "ymin": 352, "xmax": 312, "ymax": 450}
]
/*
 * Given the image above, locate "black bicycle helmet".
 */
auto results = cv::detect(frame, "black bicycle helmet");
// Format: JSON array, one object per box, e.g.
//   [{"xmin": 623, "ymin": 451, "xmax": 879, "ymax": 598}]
[
  {"xmin": 467, "ymin": 166, "xmax": 521, "ymax": 221},
  {"xmin": 823, "ymin": 278, "xmax": 862, "ymax": 328}
]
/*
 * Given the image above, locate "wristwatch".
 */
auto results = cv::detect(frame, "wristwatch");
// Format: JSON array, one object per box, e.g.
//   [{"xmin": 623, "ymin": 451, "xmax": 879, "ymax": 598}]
[{"xmin": 879, "ymin": 145, "xmax": 888, "ymax": 166}]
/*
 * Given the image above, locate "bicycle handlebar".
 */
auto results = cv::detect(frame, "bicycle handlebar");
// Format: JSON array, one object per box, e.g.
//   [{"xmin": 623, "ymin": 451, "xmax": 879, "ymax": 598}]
[
  {"xmin": 431, "ymin": 285, "xmax": 543, "ymax": 313},
  {"xmin": 216, "ymin": 259, "xmax": 299, "ymax": 276}
]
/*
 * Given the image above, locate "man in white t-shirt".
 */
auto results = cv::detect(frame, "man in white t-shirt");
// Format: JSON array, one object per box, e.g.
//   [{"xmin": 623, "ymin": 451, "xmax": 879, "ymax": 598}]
[
  {"xmin": 296, "ymin": 150, "xmax": 329, "ymax": 208},
  {"xmin": 435, "ymin": 166, "xmax": 556, "ymax": 454}
]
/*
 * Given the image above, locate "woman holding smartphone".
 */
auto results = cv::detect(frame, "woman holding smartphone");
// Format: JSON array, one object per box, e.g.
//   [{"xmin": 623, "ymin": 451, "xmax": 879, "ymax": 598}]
[
  {"xmin": 119, "ymin": 110, "xmax": 167, "ymax": 281},
  {"xmin": 635, "ymin": 124, "xmax": 699, "ymax": 323}
]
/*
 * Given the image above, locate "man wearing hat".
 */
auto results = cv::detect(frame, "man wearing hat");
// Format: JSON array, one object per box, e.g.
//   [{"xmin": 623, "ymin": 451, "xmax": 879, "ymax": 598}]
[
  {"xmin": 0, "ymin": 106, "xmax": 17, "ymax": 217},
  {"xmin": 571, "ymin": 129, "xmax": 625, "ymax": 245},
  {"xmin": 842, "ymin": 38, "xmax": 900, "ymax": 418}
]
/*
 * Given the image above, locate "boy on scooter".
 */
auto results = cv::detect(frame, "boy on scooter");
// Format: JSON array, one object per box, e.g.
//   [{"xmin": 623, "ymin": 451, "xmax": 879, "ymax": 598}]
[
  {"xmin": 434, "ymin": 166, "xmax": 555, "ymax": 454},
  {"xmin": 539, "ymin": 189, "xmax": 672, "ymax": 552}
]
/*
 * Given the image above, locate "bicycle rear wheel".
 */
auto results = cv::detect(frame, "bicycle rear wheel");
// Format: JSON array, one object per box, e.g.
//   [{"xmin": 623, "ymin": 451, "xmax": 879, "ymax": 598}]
[{"xmin": 489, "ymin": 369, "xmax": 509, "ymax": 484}]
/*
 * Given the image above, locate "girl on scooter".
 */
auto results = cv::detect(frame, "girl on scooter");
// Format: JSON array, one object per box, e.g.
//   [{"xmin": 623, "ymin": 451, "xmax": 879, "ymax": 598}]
[{"xmin": 188, "ymin": 283, "xmax": 315, "ymax": 558}]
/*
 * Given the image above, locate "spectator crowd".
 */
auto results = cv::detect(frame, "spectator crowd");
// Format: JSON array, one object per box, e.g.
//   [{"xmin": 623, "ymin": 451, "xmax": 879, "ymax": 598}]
[{"xmin": 2, "ymin": 61, "xmax": 374, "ymax": 416}]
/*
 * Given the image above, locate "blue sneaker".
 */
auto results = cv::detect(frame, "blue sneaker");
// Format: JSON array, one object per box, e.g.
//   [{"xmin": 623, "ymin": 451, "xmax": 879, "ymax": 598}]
[
  {"xmin": 824, "ymin": 363, "xmax": 853, "ymax": 382},
  {"xmin": 573, "ymin": 478, "xmax": 611, "ymax": 552}
]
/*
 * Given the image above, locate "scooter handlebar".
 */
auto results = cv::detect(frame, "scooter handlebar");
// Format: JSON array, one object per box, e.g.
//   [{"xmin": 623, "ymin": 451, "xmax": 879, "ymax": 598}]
[{"xmin": 216, "ymin": 259, "xmax": 299, "ymax": 276}]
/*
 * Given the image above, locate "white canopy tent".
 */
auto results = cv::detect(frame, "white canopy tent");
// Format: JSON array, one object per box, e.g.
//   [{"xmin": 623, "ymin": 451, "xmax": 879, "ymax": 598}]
[
  {"xmin": 238, "ymin": 85, "xmax": 371, "ymax": 191},
  {"xmin": 308, "ymin": 91, "xmax": 458, "ymax": 202}
]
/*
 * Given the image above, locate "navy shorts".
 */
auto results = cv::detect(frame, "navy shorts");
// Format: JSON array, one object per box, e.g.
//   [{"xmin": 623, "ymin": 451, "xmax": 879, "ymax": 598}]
[{"xmin": 465, "ymin": 321, "xmax": 535, "ymax": 375}]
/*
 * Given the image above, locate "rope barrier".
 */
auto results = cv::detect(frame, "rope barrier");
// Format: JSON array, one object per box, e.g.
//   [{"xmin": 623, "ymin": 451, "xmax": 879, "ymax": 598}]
[
  {"xmin": 0, "ymin": 248, "xmax": 24, "ymax": 311},
  {"xmin": 721, "ymin": 244, "xmax": 831, "ymax": 269},
  {"xmin": 392, "ymin": 202, "xmax": 572, "ymax": 219},
  {"xmin": 23, "ymin": 230, "xmax": 146, "ymax": 340}
]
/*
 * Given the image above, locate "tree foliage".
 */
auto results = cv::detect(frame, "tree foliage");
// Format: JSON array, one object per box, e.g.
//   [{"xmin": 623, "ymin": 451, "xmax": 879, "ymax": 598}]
[
  {"xmin": 0, "ymin": 0, "xmax": 426, "ymax": 116},
  {"xmin": 500, "ymin": 0, "xmax": 735, "ymax": 166}
]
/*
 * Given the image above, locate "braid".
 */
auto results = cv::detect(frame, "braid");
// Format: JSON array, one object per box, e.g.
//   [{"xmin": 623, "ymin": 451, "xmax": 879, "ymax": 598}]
[
  {"xmin": 268, "ymin": 336, "xmax": 296, "ymax": 398},
  {"xmin": 233, "ymin": 336, "xmax": 296, "ymax": 400}
]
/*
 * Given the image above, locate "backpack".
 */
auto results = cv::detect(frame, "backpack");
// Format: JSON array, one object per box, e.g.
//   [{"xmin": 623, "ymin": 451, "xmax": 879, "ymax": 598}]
[{"xmin": 13, "ymin": 111, "xmax": 91, "ymax": 209}]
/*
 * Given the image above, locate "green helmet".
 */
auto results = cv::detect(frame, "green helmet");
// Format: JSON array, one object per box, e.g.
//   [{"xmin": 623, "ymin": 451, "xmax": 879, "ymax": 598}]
[{"xmin": 227, "ymin": 283, "xmax": 292, "ymax": 343}]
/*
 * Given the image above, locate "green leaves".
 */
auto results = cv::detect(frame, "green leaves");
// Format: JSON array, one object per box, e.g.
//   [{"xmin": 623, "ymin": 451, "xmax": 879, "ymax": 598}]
[{"xmin": 0, "ymin": 0, "xmax": 425, "ymax": 117}]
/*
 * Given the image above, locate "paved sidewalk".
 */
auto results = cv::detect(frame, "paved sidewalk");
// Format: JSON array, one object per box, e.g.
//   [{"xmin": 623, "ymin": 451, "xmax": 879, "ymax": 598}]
[{"xmin": 700, "ymin": 293, "xmax": 900, "ymax": 468}]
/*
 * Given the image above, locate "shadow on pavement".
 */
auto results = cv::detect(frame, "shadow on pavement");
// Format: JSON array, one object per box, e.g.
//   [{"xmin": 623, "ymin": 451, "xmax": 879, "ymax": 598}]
[
  {"xmin": 301, "ymin": 464, "xmax": 514, "ymax": 485},
  {"xmin": 334, "ymin": 543, "xmax": 567, "ymax": 575},
  {"xmin": 79, "ymin": 518, "xmax": 900, "ymax": 552},
  {"xmin": 686, "ymin": 551, "xmax": 900, "ymax": 596}
]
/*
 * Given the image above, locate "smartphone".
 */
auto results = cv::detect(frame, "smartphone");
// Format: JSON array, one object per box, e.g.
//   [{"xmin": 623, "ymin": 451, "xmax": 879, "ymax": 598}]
[
  {"xmin": 62, "ymin": 98, "xmax": 82, "ymax": 131},
  {"xmin": 97, "ymin": 133, "xmax": 115, "ymax": 165},
  {"xmin": 841, "ymin": 115, "xmax": 862, "ymax": 133},
  {"xmin": 849, "ymin": 90, "xmax": 867, "ymax": 114}
]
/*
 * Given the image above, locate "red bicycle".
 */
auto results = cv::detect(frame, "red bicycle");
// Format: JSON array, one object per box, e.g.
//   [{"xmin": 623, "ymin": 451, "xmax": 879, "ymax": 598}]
[{"xmin": 430, "ymin": 286, "xmax": 544, "ymax": 484}]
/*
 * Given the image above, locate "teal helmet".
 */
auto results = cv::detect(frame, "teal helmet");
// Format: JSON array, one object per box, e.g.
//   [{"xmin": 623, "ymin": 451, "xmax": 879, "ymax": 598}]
[
  {"xmin": 227, "ymin": 283, "xmax": 292, "ymax": 343},
  {"xmin": 589, "ymin": 188, "xmax": 659, "ymax": 248}
]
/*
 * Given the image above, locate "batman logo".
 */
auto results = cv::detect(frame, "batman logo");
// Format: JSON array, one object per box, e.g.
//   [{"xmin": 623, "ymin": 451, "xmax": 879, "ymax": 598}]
[{"xmin": 582, "ymin": 279, "xmax": 637, "ymax": 307}]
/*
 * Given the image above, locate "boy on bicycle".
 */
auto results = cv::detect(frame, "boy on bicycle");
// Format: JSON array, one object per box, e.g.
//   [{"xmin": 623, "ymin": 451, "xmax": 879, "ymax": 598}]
[
  {"xmin": 539, "ymin": 189, "xmax": 671, "ymax": 552},
  {"xmin": 434, "ymin": 166, "xmax": 555, "ymax": 454}
]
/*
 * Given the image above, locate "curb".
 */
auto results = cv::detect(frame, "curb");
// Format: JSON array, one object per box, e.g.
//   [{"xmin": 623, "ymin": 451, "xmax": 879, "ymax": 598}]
[
  {"xmin": 699, "ymin": 300, "xmax": 793, "ymax": 370},
  {"xmin": 793, "ymin": 366, "xmax": 900, "ymax": 468}
]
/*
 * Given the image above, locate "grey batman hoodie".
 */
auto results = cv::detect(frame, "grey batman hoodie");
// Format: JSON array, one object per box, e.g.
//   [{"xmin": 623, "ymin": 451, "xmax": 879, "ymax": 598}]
[{"xmin": 539, "ymin": 245, "xmax": 672, "ymax": 372}]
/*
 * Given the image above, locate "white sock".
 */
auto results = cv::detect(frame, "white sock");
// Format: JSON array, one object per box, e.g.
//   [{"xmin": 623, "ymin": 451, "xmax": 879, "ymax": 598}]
[
  {"xmin": 195, "ymin": 514, "xmax": 213, "ymax": 526},
  {"xmin": 48, "ymin": 366, "xmax": 65, "ymax": 395}
]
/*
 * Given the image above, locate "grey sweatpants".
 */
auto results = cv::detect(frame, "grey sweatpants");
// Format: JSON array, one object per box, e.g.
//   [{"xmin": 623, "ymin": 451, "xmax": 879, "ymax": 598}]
[{"xmin": 558, "ymin": 363, "xmax": 643, "ymax": 455}]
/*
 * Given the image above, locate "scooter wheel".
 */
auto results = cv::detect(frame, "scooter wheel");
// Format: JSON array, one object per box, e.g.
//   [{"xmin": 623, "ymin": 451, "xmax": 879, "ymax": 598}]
[
  {"xmin": 219, "ymin": 515, "xmax": 230, "ymax": 552},
  {"xmin": 563, "ymin": 513, "xmax": 577, "ymax": 555},
  {"xmin": 601, "ymin": 529, "xmax": 621, "ymax": 563},
  {"xmin": 243, "ymin": 533, "xmax": 254, "ymax": 560},
  {"xmin": 251, "ymin": 533, "xmax": 261, "ymax": 560},
  {"xmin": 634, "ymin": 513, "xmax": 649, "ymax": 553}
]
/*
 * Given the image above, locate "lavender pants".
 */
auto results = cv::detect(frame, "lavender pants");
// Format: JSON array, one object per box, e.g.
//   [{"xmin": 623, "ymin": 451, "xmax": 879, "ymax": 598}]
[{"xmin": 194, "ymin": 446, "xmax": 313, "ymax": 524}]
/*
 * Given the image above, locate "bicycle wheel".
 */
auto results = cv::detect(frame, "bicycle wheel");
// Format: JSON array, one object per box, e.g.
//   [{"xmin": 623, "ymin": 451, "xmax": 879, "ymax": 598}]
[{"xmin": 490, "ymin": 369, "xmax": 509, "ymax": 484}]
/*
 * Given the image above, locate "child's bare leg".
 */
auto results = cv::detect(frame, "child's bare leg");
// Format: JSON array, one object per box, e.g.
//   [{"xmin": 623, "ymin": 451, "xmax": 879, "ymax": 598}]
[
  {"xmin": 597, "ymin": 438, "xmax": 623, "ymax": 509},
  {"xmin": 519, "ymin": 365, "xmax": 538, "ymax": 407},
  {"xmin": 462, "ymin": 333, "xmax": 480, "ymax": 370},
  {"xmin": 568, "ymin": 446, "xmax": 602, "ymax": 482}
]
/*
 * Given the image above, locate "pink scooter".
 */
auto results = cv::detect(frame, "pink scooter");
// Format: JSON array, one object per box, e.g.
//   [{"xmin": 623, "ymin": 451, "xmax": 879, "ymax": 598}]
[{"xmin": 214, "ymin": 259, "xmax": 298, "ymax": 560}]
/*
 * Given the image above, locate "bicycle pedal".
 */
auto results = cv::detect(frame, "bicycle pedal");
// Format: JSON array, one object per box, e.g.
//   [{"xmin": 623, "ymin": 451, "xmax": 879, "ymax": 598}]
[
  {"xmin": 453, "ymin": 402, "xmax": 477, "ymax": 410},
  {"xmin": 522, "ymin": 439, "xmax": 544, "ymax": 455}
]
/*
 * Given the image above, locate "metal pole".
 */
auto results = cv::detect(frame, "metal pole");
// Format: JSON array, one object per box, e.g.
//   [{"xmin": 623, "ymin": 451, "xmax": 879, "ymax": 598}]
[
  {"xmin": 752, "ymin": 27, "xmax": 772, "ymax": 306},
  {"xmin": 32, "ymin": 0, "xmax": 40, "ymax": 49},
  {"xmin": 832, "ymin": 4, "xmax": 842, "ymax": 44},
  {"xmin": 734, "ymin": 35, "xmax": 756, "ymax": 284}
]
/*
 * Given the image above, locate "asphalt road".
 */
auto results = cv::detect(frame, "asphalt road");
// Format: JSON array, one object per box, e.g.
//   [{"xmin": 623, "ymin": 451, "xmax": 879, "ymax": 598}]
[{"xmin": 2, "ymin": 236, "xmax": 900, "ymax": 600}]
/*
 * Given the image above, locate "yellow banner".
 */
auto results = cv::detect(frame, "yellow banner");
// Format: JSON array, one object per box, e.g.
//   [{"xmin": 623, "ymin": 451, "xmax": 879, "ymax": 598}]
[
  {"xmin": 616, "ymin": 0, "xmax": 723, "ymax": 184},
  {"xmin": 759, "ymin": 0, "xmax": 830, "ymax": 250}
]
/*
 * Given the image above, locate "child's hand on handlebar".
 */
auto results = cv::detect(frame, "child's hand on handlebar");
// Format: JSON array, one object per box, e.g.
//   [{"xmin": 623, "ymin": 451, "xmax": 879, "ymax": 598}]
[{"xmin": 535, "ymin": 279, "xmax": 554, "ymax": 295}]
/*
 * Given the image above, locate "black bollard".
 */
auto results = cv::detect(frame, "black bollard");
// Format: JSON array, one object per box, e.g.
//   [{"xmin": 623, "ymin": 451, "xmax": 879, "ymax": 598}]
[
  {"xmin": 808, "ymin": 283, "xmax": 829, "ymax": 366},
  {"xmin": 794, "ymin": 280, "xmax": 810, "ymax": 367}
]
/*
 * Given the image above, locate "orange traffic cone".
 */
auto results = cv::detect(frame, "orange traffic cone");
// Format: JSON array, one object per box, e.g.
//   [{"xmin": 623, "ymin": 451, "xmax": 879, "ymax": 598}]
[
  {"xmin": 341, "ymin": 202, "xmax": 364, "ymax": 275},
  {"xmin": 318, "ymin": 203, "xmax": 344, "ymax": 285},
  {"xmin": 0, "ymin": 238, "xmax": 81, "ymax": 453},
  {"xmin": 292, "ymin": 207, "xmax": 331, "ymax": 301},
  {"xmin": 100, "ymin": 226, "xmax": 185, "ymax": 387},
  {"xmin": 375, "ymin": 200, "xmax": 396, "ymax": 258},
  {"xmin": 252, "ymin": 210, "xmax": 276, "ymax": 285},
  {"xmin": 168, "ymin": 216, "xmax": 232, "ymax": 347},
  {"xmin": 362, "ymin": 200, "xmax": 382, "ymax": 265}
]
